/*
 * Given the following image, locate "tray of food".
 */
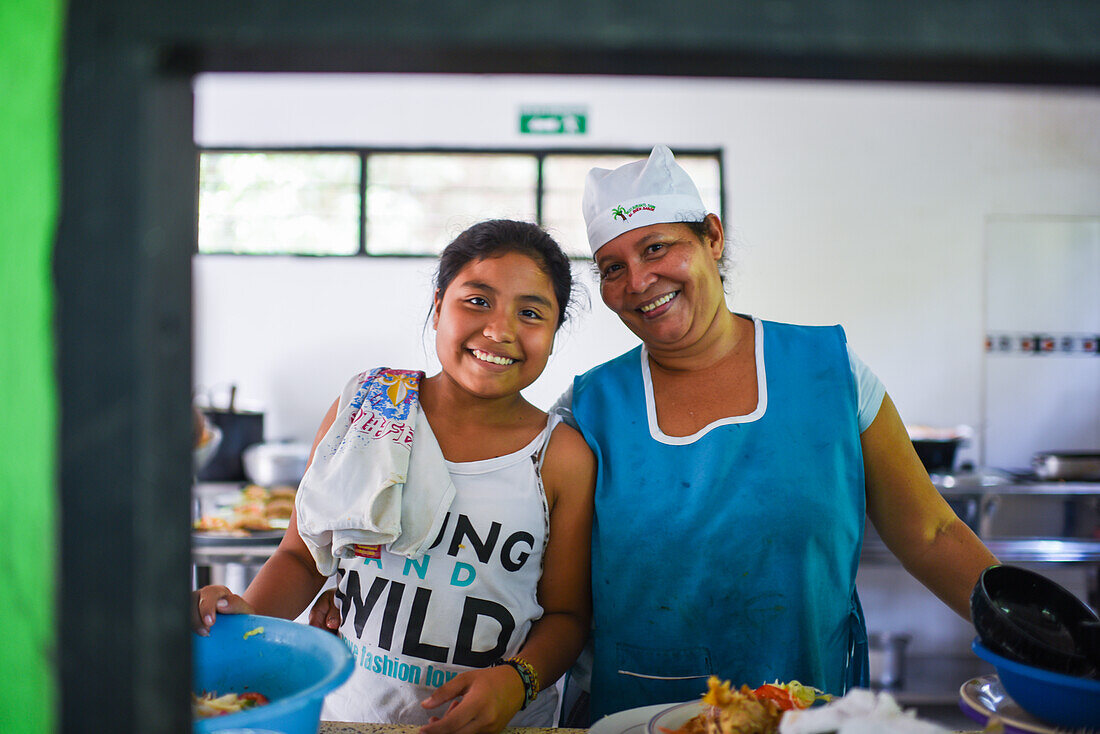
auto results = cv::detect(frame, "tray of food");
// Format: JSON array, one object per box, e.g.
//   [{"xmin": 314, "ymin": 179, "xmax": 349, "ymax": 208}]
[{"xmin": 192, "ymin": 484, "xmax": 295, "ymax": 544}]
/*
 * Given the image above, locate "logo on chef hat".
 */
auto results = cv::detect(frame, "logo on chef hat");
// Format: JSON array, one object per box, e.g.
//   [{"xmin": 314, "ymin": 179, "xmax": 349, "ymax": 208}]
[{"xmin": 611, "ymin": 202, "xmax": 656, "ymax": 221}]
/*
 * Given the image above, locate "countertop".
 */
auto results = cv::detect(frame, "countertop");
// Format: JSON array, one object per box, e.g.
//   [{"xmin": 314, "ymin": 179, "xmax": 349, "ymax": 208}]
[
  {"xmin": 320, "ymin": 727, "xmax": 585, "ymax": 734},
  {"xmin": 318, "ymin": 724, "xmax": 980, "ymax": 734}
]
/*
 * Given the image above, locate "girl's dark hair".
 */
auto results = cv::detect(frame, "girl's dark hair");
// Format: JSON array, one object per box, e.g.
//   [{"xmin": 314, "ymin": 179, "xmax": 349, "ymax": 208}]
[{"xmin": 434, "ymin": 219, "xmax": 574, "ymax": 330}]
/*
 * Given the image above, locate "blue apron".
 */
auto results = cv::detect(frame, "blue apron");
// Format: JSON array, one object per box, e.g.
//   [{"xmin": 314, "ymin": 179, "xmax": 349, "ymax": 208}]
[{"xmin": 572, "ymin": 318, "xmax": 869, "ymax": 719}]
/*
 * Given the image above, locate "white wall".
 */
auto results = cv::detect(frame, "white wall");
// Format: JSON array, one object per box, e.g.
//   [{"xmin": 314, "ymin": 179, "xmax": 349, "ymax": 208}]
[{"xmin": 193, "ymin": 73, "xmax": 1100, "ymax": 463}]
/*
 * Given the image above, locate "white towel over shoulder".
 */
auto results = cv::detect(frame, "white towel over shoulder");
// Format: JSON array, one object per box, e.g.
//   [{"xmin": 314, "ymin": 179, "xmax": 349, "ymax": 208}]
[{"xmin": 295, "ymin": 368, "xmax": 455, "ymax": 576}]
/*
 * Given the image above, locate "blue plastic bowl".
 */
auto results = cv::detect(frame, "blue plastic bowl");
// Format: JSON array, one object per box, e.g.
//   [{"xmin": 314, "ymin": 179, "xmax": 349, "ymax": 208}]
[
  {"xmin": 972, "ymin": 638, "xmax": 1100, "ymax": 730},
  {"xmin": 193, "ymin": 614, "xmax": 354, "ymax": 734}
]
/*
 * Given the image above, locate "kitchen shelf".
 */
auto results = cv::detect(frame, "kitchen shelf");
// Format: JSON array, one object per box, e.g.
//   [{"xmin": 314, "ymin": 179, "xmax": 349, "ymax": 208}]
[
  {"xmin": 933, "ymin": 472, "xmax": 1100, "ymax": 497},
  {"xmin": 862, "ymin": 537, "xmax": 1100, "ymax": 564},
  {"xmin": 862, "ymin": 471, "xmax": 1100, "ymax": 564}
]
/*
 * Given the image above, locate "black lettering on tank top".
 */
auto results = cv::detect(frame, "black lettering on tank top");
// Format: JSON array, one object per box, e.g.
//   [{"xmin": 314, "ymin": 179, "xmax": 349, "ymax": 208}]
[
  {"xmin": 378, "ymin": 580, "xmax": 404, "ymax": 650},
  {"xmin": 451, "ymin": 597, "xmax": 515, "ymax": 667},
  {"xmin": 427, "ymin": 512, "xmax": 451, "ymax": 551},
  {"xmin": 401, "ymin": 586, "xmax": 449, "ymax": 663},
  {"xmin": 448, "ymin": 514, "xmax": 502, "ymax": 563},
  {"xmin": 499, "ymin": 531, "xmax": 534, "ymax": 572},
  {"xmin": 337, "ymin": 569, "xmax": 389, "ymax": 639}
]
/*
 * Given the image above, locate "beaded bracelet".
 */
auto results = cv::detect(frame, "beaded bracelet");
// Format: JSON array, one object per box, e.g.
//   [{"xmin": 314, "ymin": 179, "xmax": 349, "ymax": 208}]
[{"xmin": 493, "ymin": 656, "xmax": 539, "ymax": 710}]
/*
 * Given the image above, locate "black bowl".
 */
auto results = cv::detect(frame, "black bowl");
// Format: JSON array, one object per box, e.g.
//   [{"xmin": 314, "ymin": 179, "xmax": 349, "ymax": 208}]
[{"xmin": 970, "ymin": 565, "xmax": 1099, "ymax": 678}]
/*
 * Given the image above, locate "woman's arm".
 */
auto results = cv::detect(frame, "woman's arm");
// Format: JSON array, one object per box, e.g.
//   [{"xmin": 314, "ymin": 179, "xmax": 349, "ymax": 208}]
[
  {"xmin": 193, "ymin": 398, "xmax": 339, "ymax": 632},
  {"xmin": 419, "ymin": 423, "xmax": 596, "ymax": 734},
  {"xmin": 863, "ymin": 393, "xmax": 999, "ymax": 619}
]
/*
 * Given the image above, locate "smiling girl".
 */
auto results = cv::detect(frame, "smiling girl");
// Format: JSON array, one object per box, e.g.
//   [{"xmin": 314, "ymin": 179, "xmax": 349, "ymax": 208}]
[{"xmin": 192, "ymin": 220, "xmax": 595, "ymax": 734}]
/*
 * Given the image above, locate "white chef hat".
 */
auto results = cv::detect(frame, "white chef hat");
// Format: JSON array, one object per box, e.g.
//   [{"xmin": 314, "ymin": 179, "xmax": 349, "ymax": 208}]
[{"xmin": 582, "ymin": 145, "xmax": 710, "ymax": 255}]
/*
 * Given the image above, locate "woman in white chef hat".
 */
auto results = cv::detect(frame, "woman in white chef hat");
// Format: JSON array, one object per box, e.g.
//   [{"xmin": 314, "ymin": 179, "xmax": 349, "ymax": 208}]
[{"xmin": 553, "ymin": 145, "xmax": 999, "ymax": 721}]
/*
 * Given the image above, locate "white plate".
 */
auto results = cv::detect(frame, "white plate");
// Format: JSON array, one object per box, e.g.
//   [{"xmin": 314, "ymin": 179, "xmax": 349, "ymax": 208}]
[
  {"xmin": 590, "ymin": 704, "xmax": 681, "ymax": 734},
  {"xmin": 959, "ymin": 674, "xmax": 1098, "ymax": 734},
  {"xmin": 646, "ymin": 701, "xmax": 707, "ymax": 734}
]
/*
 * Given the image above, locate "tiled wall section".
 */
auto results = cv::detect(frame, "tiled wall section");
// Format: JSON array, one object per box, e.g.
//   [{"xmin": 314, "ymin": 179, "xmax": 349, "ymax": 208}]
[{"xmin": 986, "ymin": 333, "xmax": 1098, "ymax": 355}]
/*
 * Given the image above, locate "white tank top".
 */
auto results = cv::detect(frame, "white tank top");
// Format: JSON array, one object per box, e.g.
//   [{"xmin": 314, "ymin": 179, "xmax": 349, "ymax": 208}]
[{"xmin": 321, "ymin": 414, "xmax": 562, "ymax": 726}]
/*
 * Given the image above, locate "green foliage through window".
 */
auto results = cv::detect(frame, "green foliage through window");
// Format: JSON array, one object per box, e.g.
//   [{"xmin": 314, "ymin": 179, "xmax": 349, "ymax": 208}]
[{"xmin": 198, "ymin": 148, "xmax": 722, "ymax": 258}]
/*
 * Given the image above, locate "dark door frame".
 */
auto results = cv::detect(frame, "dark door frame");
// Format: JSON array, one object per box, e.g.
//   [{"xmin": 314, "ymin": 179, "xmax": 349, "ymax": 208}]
[{"xmin": 58, "ymin": 2, "xmax": 1100, "ymax": 731}]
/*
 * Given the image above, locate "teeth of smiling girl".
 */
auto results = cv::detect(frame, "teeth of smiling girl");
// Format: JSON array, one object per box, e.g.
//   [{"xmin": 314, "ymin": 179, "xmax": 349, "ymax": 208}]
[
  {"xmin": 639, "ymin": 291, "xmax": 677, "ymax": 313},
  {"xmin": 472, "ymin": 349, "xmax": 515, "ymax": 366}
]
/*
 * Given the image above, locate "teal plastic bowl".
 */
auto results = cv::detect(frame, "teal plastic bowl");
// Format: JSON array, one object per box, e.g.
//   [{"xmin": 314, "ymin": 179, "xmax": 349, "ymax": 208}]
[
  {"xmin": 972, "ymin": 638, "xmax": 1100, "ymax": 730},
  {"xmin": 193, "ymin": 614, "xmax": 353, "ymax": 734}
]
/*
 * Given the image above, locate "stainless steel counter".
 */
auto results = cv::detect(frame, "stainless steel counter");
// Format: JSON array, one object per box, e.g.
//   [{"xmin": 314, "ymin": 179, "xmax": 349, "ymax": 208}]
[
  {"xmin": 862, "ymin": 535, "xmax": 1100, "ymax": 564},
  {"xmin": 858, "ymin": 470, "xmax": 1099, "ymax": 717},
  {"xmin": 862, "ymin": 470, "xmax": 1100, "ymax": 564}
]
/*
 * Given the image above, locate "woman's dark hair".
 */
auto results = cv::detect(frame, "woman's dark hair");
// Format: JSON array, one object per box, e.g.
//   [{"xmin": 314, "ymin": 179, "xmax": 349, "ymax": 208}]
[
  {"xmin": 434, "ymin": 219, "xmax": 574, "ymax": 330},
  {"xmin": 683, "ymin": 214, "xmax": 732, "ymax": 283}
]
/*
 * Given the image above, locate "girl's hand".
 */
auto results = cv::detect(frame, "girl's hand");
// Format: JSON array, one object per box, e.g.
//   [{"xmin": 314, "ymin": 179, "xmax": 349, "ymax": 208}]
[
  {"xmin": 308, "ymin": 588, "xmax": 341, "ymax": 633},
  {"xmin": 191, "ymin": 585, "xmax": 254, "ymax": 636},
  {"xmin": 418, "ymin": 665, "xmax": 525, "ymax": 734}
]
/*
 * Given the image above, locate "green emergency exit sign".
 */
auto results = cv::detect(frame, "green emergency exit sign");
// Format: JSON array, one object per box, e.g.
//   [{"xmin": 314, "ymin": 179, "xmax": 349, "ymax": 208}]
[{"xmin": 519, "ymin": 109, "xmax": 587, "ymax": 135}]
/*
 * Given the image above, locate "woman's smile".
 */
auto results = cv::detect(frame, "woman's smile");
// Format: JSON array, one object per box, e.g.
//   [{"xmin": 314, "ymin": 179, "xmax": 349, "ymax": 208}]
[{"xmin": 638, "ymin": 290, "xmax": 680, "ymax": 316}]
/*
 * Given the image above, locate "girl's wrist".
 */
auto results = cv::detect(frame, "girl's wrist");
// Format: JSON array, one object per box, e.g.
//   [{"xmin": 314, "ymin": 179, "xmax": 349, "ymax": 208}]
[{"xmin": 492, "ymin": 656, "xmax": 539, "ymax": 710}]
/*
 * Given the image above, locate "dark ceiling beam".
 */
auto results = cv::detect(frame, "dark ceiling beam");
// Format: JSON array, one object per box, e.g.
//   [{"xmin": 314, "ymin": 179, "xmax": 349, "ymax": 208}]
[{"xmin": 128, "ymin": 0, "xmax": 1100, "ymax": 85}]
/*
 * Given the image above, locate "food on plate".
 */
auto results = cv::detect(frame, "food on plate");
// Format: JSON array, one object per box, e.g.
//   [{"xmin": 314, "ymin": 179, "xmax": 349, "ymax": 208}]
[
  {"xmin": 241, "ymin": 484, "xmax": 270, "ymax": 501},
  {"xmin": 243, "ymin": 626, "xmax": 264, "ymax": 639},
  {"xmin": 269, "ymin": 485, "xmax": 298, "ymax": 501},
  {"xmin": 751, "ymin": 681, "xmax": 831, "ymax": 712},
  {"xmin": 193, "ymin": 483, "xmax": 298, "ymax": 535},
  {"xmin": 661, "ymin": 677, "xmax": 830, "ymax": 734},
  {"xmin": 233, "ymin": 506, "xmax": 272, "ymax": 531},
  {"xmin": 263, "ymin": 497, "xmax": 294, "ymax": 519},
  {"xmin": 191, "ymin": 690, "xmax": 270, "ymax": 719},
  {"xmin": 192, "ymin": 515, "xmax": 231, "ymax": 532}
]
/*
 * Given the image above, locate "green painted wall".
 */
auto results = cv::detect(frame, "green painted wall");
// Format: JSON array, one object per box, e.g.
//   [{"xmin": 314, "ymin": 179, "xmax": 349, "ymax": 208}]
[{"xmin": 0, "ymin": 0, "xmax": 60, "ymax": 731}]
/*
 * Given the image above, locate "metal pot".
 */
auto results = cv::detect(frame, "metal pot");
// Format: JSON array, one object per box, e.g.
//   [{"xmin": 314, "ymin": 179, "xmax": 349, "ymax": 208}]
[
  {"xmin": 1033, "ymin": 452, "xmax": 1100, "ymax": 481},
  {"xmin": 868, "ymin": 631, "xmax": 911, "ymax": 690},
  {"xmin": 242, "ymin": 442, "xmax": 311, "ymax": 487}
]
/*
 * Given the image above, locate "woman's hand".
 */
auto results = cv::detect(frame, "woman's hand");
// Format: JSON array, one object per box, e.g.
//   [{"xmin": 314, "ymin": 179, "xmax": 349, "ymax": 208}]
[
  {"xmin": 308, "ymin": 588, "xmax": 341, "ymax": 633},
  {"xmin": 191, "ymin": 585, "xmax": 254, "ymax": 636},
  {"xmin": 418, "ymin": 665, "xmax": 525, "ymax": 734}
]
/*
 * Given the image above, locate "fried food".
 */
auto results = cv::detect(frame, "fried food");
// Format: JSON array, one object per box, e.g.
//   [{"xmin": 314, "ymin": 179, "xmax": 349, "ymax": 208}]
[
  {"xmin": 263, "ymin": 498, "xmax": 294, "ymax": 519},
  {"xmin": 194, "ymin": 484, "xmax": 297, "ymax": 534},
  {"xmin": 241, "ymin": 484, "xmax": 270, "ymax": 501},
  {"xmin": 269, "ymin": 485, "xmax": 297, "ymax": 501},
  {"xmin": 662, "ymin": 676, "xmax": 830, "ymax": 734}
]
